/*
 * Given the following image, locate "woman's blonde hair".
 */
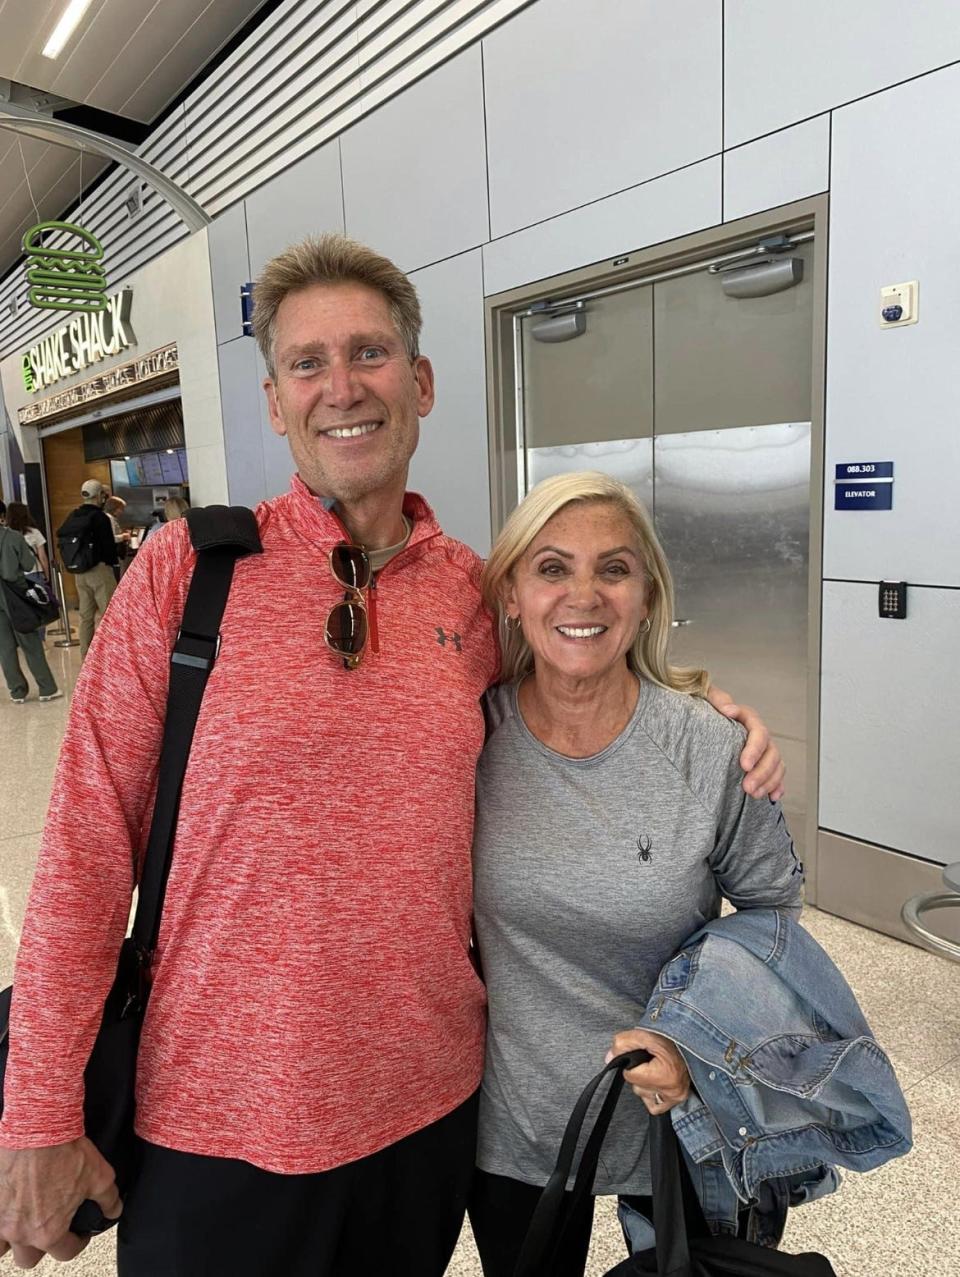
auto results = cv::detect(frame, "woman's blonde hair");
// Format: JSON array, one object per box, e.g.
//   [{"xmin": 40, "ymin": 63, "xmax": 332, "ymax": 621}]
[
  {"xmin": 482, "ymin": 471, "xmax": 708, "ymax": 696},
  {"xmin": 163, "ymin": 497, "xmax": 190, "ymax": 522}
]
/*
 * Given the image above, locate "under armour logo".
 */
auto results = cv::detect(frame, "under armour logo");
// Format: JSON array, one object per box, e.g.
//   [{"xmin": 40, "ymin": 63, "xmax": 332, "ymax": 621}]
[
  {"xmin": 436, "ymin": 627, "xmax": 462, "ymax": 652},
  {"xmin": 636, "ymin": 835, "xmax": 654, "ymax": 864}
]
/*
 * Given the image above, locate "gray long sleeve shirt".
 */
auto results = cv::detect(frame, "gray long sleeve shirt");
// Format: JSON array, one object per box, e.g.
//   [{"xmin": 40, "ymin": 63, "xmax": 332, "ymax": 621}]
[{"xmin": 472, "ymin": 677, "xmax": 804, "ymax": 1195}]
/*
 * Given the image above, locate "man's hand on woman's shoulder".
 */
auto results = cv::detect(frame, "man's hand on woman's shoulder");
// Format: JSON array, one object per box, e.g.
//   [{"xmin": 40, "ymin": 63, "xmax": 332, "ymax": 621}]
[{"xmin": 704, "ymin": 687, "xmax": 786, "ymax": 801}]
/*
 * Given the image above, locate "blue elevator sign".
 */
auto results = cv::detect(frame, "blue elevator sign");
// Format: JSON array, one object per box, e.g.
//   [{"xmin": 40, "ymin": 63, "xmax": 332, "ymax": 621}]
[{"xmin": 834, "ymin": 460, "xmax": 894, "ymax": 510}]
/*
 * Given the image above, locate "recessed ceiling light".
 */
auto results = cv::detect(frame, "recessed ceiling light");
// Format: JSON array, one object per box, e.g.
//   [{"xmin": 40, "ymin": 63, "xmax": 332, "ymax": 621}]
[{"xmin": 42, "ymin": 0, "xmax": 95, "ymax": 60}]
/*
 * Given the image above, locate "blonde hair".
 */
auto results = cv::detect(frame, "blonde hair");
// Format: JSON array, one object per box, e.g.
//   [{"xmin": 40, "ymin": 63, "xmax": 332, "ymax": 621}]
[
  {"xmin": 252, "ymin": 233, "xmax": 423, "ymax": 378},
  {"xmin": 482, "ymin": 471, "xmax": 708, "ymax": 696},
  {"xmin": 163, "ymin": 497, "xmax": 190, "ymax": 522}
]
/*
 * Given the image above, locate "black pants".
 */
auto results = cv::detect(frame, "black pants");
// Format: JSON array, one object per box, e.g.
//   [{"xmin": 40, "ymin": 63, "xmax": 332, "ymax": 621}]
[
  {"xmin": 117, "ymin": 1091, "xmax": 479, "ymax": 1277},
  {"xmin": 469, "ymin": 1168, "xmax": 654, "ymax": 1277}
]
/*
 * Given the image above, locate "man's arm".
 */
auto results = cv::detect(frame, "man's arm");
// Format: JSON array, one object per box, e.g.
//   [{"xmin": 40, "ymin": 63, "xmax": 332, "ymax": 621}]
[
  {"xmin": 0, "ymin": 528, "xmax": 191, "ymax": 1255},
  {"xmin": 705, "ymin": 685, "xmax": 785, "ymax": 800}
]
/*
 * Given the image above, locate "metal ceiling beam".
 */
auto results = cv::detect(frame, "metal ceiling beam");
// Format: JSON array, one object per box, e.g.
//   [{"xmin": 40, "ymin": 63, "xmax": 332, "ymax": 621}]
[{"xmin": 0, "ymin": 101, "xmax": 210, "ymax": 233}]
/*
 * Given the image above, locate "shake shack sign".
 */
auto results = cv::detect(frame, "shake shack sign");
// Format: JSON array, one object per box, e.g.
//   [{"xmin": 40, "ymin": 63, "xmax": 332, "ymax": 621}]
[{"xmin": 21, "ymin": 289, "xmax": 135, "ymax": 394}]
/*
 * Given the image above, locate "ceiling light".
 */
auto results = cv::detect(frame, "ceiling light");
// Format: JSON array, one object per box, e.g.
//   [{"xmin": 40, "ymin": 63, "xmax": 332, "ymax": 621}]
[{"xmin": 42, "ymin": 0, "xmax": 95, "ymax": 60}]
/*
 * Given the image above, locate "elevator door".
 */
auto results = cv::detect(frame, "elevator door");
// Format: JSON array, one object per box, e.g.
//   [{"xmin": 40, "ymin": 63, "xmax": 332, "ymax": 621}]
[{"xmin": 516, "ymin": 240, "xmax": 815, "ymax": 857}]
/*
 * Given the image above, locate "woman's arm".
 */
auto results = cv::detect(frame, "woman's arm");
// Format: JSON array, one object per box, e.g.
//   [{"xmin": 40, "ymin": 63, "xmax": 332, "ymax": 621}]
[{"xmin": 709, "ymin": 728, "xmax": 804, "ymax": 915}]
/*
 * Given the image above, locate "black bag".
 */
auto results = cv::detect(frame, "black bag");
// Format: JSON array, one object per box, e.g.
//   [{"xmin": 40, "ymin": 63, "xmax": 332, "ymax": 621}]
[
  {"xmin": 0, "ymin": 506, "xmax": 261, "ymax": 1237},
  {"xmin": 515, "ymin": 1051, "xmax": 837, "ymax": 1277},
  {"xmin": 0, "ymin": 575, "xmax": 61, "ymax": 634},
  {"xmin": 56, "ymin": 508, "xmax": 99, "ymax": 574}
]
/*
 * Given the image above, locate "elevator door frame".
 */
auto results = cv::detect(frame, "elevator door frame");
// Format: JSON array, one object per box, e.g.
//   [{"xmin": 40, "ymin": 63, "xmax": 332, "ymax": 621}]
[{"xmin": 484, "ymin": 196, "xmax": 829, "ymax": 901}]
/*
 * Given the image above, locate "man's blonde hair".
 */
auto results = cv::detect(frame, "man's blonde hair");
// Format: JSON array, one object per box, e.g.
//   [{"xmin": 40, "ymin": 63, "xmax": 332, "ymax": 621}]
[
  {"xmin": 482, "ymin": 471, "xmax": 708, "ymax": 696},
  {"xmin": 252, "ymin": 233, "xmax": 422, "ymax": 378}
]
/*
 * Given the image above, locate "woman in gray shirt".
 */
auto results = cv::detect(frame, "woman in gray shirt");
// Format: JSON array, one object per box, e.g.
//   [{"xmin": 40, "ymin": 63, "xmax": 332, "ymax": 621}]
[{"xmin": 469, "ymin": 471, "xmax": 803, "ymax": 1276}]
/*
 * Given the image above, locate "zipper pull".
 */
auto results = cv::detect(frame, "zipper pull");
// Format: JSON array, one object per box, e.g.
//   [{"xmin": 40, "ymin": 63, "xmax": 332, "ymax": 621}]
[{"xmin": 368, "ymin": 573, "xmax": 380, "ymax": 655}]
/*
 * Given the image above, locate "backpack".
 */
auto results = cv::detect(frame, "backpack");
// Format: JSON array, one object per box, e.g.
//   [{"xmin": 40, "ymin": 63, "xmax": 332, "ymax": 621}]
[{"xmin": 57, "ymin": 506, "xmax": 100, "ymax": 573}]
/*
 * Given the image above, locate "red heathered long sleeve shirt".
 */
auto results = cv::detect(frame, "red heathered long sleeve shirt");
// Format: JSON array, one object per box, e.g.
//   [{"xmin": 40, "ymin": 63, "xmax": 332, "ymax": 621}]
[{"xmin": 0, "ymin": 477, "xmax": 499, "ymax": 1173}]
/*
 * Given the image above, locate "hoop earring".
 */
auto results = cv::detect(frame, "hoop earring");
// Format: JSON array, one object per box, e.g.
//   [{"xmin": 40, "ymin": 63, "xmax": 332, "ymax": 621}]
[
  {"xmin": 639, "ymin": 617, "xmax": 651, "ymax": 634},
  {"xmin": 505, "ymin": 614, "xmax": 522, "ymax": 631}
]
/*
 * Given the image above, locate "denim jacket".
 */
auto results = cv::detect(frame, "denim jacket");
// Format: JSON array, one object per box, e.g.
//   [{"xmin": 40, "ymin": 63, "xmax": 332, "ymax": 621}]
[{"xmin": 621, "ymin": 908, "xmax": 912, "ymax": 1249}]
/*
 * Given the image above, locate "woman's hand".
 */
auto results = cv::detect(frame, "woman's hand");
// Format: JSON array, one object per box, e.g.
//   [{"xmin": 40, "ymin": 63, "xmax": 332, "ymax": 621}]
[
  {"xmin": 607, "ymin": 1029, "xmax": 691, "ymax": 1114},
  {"xmin": 705, "ymin": 686, "xmax": 785, "ymax": 801}
]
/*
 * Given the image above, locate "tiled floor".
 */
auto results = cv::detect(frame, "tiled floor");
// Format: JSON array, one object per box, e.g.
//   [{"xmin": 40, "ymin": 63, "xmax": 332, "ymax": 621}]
[{"xmin": 2, "ymin": 628, "xmax": 959, "ymax": 1275}]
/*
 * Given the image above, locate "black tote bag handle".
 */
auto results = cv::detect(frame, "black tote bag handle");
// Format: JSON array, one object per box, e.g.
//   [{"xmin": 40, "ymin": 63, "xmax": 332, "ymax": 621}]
[{"xmin": 514, "ymin": 1050, "xmax": 706, "ymax": 1277}]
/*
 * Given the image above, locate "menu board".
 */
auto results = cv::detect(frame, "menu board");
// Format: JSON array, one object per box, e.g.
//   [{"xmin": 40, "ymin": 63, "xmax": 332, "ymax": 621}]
[
  {"xmin": 141, "ymin": 452, "xmax": 165, "ymax": 484},
  {"xmin": 114, "ymin": 450, "xmax": 188, "ymax": 487}
]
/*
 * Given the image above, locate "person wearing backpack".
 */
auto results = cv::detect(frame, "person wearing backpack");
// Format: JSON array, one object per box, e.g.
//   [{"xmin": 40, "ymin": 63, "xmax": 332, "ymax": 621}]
[
  {"xmin": 0, "ymin": 520, "xmax": 62, "ymax": 704},
  {"xmin": 57, "ymin": 480, "xmax": 119, "ymax": 658}
]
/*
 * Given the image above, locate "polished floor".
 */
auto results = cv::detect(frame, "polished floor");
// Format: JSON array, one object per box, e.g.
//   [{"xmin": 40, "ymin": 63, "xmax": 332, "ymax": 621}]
[{"xmin": 1, "ymin": 627, "xmax": 959, "ymax": 1275}]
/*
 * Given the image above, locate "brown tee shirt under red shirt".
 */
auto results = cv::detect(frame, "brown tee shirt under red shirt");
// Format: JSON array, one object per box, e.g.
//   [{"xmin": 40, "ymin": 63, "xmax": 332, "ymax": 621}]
[{"xmin": 0, "ymin": 477, "xmax": 499, "ymax": 1173}]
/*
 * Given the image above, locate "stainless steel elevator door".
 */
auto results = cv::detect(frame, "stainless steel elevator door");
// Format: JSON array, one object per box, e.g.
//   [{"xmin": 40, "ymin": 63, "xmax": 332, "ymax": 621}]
[
  {"xmin": 650, "ymin": 246, "xmax": 813, "ymax": 855},
  {"xmin": 516, "ymin": 238, "xmax": 815, "ymax": 858},
  {"xmin": 521, "ymin": 286, "xmax": 654, "ymax": 512}
]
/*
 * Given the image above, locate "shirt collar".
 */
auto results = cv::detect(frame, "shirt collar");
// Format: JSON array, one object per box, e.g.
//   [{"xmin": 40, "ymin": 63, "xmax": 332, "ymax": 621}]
[{"xmin": 288, "ymin": 473, "xmax": 442, "ymax": 552}]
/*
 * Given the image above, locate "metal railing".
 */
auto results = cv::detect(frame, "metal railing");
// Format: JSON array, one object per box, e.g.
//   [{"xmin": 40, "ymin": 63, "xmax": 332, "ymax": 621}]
[{"xmin": 902, "ymin": 864, "xmax": 960, "ymax": 962}]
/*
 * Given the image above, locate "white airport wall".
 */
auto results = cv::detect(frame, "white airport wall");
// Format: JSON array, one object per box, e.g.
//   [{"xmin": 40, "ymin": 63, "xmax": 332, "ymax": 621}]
[{"xmin": 2, "ymin": 0, "xmax": 959, "ymax": 861}]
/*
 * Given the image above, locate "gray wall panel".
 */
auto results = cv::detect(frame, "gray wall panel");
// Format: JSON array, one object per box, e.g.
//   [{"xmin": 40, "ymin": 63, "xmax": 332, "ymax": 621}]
[
  {"xmin": 340, "ymin": 48, "xmax": 490, "ymax": 273},
  {"xmin": 723, "ymin": 116, "xmax": 830, "ymax": 222},
  {"xmin": 408, "ymin": 249, "xmax": 491, "ymax": 555},
  {"xmin": 819, "ymin": 581, "xmax": 960, "ymax": 865},
  {"xmin": 483, "ymin": 0, "xmax": 722, "ymax": 238},
  {"xmin": 219, "ymin": 337, "xmax": 267, "ymax": 509},
  {"xmin": 725, "ymin": 0, "xmax": 960, "ymax": 146},
  {"xmin": 482, "ymin": 159, "xmax": 722, "ymax": 298},
  {"xmin": 245, "ymin": 141, "xmax": 345, "ymax": 276},
  {"xmin": 208, "ymin": 203, "xmax": 251, "ymax": 345},
  {"xmin": 824, "ymin": 65, "xmax": 960, "ymax": 587}
]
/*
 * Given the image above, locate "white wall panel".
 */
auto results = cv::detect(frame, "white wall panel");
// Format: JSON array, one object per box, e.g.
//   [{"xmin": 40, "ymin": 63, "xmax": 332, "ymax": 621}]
[
  {"xmin": 824, "ymin": 64, "xmax": 960, "ymax": 587},
  {"xmin": 725, "ymin": 0, "xmax": 960, "ymax": 146},
  {"xmin": 185, "ymin": 442, "xmax": 230, "ymax": 506},
  {"xmin": 208, "ymin": 203, "xmax": 251, "ymax": 345},
  {"xmin": 483, "ymin": 0, "xmax": 722, "ymax": 238},
  {"xmin": 340, "ymin": 48, "xmax": 489, "ymax": 273},
  {"xmin": 253, "ymin": 343, "xmax": 298, "ymax": 500},
  {"xmin": 482, "ymin": 158, "xmax": 721, "ymax": 297},
  {"xmin": 219, "ymin": 337, "xmax": 267, "ymax": 509},
  {"xmin": 819, "ymin": 581, "xmax": 960, "ymax": 865},
  {"xmin": 246, "ymin": 141, "xmax": 344, "ymax": 276},
  {"xmin": 723, "ymin": 115, "xmax": 830, "ymax": 222},
  {"xmin": 408, "ymin": 249, "xmax": 490, "ymax": 555}
]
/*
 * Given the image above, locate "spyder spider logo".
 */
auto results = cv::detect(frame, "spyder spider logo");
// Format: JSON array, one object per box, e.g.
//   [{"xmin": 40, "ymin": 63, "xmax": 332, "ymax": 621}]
[{"xmin": 637, "ymin": 835, "xmax": 654, "ymax": 864}]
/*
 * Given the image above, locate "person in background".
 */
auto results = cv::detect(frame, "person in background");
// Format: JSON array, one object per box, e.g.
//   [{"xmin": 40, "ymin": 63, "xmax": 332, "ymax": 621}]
[
  {"xmin": 5, "ymin": 503, "xmax": 55, "ymax": 642},
  {"xmin": 141, "ymin": 497, "xmax": 190, "ymax": 544},
  {"xmin": 103, "ymin": 497, "xmax": 132, "ymax": 579},
  {"xmin": 0, "ymin": 520, "xmax": 62, "ymax": 705},
  {"xmin": 4, "ymin": 502, "xmax": 50, "ymax": 580},
  {"xmin": 0, "ymin": 499, "xmax": 6, "ymax": 524},
  {"xmin": 469, "ymin": 472, "xmax": 803, "ymax": 1277},
  {"xmin": 57, "ymin": 480, "xmax": 119, "ymax": 659}
]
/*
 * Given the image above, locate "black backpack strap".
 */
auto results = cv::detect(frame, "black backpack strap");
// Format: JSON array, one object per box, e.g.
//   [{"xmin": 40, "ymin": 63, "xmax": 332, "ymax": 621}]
[{"xmin": 130, "ymin": 506, "xmax": 262, "ymax": 972}]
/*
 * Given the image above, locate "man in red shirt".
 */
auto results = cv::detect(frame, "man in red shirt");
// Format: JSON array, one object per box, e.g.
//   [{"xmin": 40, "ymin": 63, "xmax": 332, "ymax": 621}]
[{"xmin": 0, "ymin": 235, "xmax": 783, "ymax": 1275}]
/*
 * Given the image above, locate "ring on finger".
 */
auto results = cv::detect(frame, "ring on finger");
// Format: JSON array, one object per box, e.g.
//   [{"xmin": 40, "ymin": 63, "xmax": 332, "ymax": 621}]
[{"xmin": 653, "ymin": 1091, "xmax": 663, "ymax": 1106}]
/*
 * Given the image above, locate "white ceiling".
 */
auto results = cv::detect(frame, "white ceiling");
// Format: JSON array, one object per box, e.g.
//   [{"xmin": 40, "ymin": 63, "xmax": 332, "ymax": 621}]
[{"xmin": 0, "ymin": 0, "xmax": 269, "ymax": 277}]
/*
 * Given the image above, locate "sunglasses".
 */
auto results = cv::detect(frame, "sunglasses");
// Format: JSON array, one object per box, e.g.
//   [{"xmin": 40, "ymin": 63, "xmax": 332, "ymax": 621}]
[{"xmin": 325, "ymin": 542, "xmax": 371, "ymax": 668}]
